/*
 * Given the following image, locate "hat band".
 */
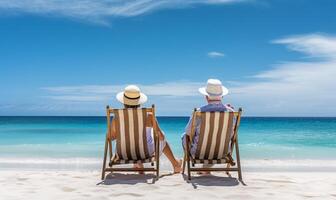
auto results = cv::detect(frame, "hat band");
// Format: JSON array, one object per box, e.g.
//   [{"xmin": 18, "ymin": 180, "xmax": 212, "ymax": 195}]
[
  {"xmin": 206, "ymin": 90, "xmax": 223, "ymax": 96},
  {"xmin": 124, "ymin": 93, "xmax": 140, "ymax": 100}
]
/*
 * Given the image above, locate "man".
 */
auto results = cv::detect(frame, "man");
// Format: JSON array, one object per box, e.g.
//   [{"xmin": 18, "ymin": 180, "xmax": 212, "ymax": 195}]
[{"xmin": 182, "ymin": 79, "xmax": 234, "ymax": 173}]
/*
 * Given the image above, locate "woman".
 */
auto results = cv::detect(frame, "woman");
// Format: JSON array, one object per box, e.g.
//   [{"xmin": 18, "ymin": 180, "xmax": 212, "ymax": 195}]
[{"xmin": 108, "ymin": 85, "xmax": 182, "ymax": 173}]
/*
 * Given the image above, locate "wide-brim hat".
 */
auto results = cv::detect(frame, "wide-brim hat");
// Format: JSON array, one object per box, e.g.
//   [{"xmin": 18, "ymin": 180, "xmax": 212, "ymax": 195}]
[
  {"xmin": 199, "ymin": 79, "xmax": 229, "ymax": 98},
  {"xmin": 116, "ymin": 85, "xmax": 147, "ymax": 106}
]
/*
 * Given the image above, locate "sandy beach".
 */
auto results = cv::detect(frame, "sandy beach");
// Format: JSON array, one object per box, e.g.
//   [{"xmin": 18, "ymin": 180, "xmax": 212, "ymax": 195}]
[
  {"xmin": 1, "ymin": 0, "xmax": 336, "ymax": 199},
  {"xmin": 1, "ymin": 170, "xmax": 335, "ymax": 200}
]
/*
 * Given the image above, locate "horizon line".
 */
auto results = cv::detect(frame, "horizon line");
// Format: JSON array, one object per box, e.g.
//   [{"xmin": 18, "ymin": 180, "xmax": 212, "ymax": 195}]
[{"xmin": 1, "ymin": 115, "xmax": 336, "ymax": 118}]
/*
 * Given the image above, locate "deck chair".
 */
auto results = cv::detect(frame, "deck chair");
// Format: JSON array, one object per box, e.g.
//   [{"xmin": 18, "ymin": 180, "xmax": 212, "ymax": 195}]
[
  {"xmin": 101, "ymin": 105, "xmax": 160, "ymax": 180},
  {"xmin": 182, "ymin": 108, "xmax": 243, "ymax": 181}
]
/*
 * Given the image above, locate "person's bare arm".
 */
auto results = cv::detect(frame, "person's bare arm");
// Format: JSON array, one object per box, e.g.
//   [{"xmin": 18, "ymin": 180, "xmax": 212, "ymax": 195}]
[
  {"xmin": 147, "ymin": 113, "xmax": 165, "ymax": 140},
  {"xmin": 185, "ymin": 116, "xmax": 193, "ymax": 136},
  {"xmin": 108, "ymin": 119, "xmax": 117, "ymax": 140},
  {"xmin": 225, "ymin": 103, "xmax": 235, "ymax": 111}
]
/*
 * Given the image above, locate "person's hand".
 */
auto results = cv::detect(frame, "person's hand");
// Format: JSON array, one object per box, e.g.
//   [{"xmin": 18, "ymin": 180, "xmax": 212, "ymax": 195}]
[
  {"xmin": 110, "ymin": 133, "xmax": 116, "ymax": 140},
  {"xmin": 107, "ymin": 127, "xmax": 117, "ymax": 140},
  {"xmin": 159, "ymin": 132, "xmax": 165, "ymax": 141},
  {"xmin": 107, "ymin": 131, "xmax": 114, "ymax": 140},
  {"xmin": 225, "ymin": 103, "xmax": 234, "ymax": 109}
]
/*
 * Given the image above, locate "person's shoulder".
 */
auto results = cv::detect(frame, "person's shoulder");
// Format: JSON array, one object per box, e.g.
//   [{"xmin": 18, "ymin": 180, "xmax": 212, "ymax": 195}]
[
  {"xmin": 200, "ymin": 104, "xmax": 208, "ymax": 109},
  {"xmin": 224, "ymin": 104, "xmax": 235, "ymax": 112},
  {"xmin": 199, "ymin": 105, "xmax": 210, "ymax": 112}
]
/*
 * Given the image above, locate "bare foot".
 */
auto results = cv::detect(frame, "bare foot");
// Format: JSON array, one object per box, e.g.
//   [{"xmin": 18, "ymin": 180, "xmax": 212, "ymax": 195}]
[
  {"xmin": 173, "ymin": 159, "xmax": 182, "ymax": 174},
  {"xmin": 197, "ymin": 171, "xmax": 211, "ymax": 175},
  {"xmin": 134, "ymin": 163, "xmax": 145, "ymax": 175}
]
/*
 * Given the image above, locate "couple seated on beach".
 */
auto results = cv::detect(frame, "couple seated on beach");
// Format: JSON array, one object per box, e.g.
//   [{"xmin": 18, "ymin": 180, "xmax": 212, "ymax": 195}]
[{"xmin": 108, "ymin": 79, "xmax": 234, "ymax": 174}]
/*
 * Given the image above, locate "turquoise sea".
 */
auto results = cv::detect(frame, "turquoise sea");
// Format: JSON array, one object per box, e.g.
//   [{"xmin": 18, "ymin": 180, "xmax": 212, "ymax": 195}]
[{"xmin": 0, "ymin": 117, "xmax": 336, "ymax": 171}]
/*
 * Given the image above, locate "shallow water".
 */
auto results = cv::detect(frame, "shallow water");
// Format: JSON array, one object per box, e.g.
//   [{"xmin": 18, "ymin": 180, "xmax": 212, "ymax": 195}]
[{"xmin": 0, "ymin": 116, "xmax": 335, "ymax": 170}]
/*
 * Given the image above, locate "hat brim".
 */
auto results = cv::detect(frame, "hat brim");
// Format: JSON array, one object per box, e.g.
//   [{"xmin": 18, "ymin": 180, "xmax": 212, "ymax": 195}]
[
  {"xmin": 198, "ymin": 86, "xmax": 229, "ymax": 97},
  {"xmin": 116, "ymin": 92, "xmax": 148, "ymax": 106}
]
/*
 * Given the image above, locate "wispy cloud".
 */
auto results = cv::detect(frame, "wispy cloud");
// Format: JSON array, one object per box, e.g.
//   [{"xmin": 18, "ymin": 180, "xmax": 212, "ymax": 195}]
[
  {"xmin": 228, "ymin": 33, "xmax": 336, "ymax": 116},
  {"xmin": 41, "ymin": 33, "xmax": 336, "ymax": 116},
  {"xmin": 42, "ymin": 81, "xmax": 204, "ymax": 102},
  {"xmin": 272, "ymin": 33, "xmax": 336, "ymax": 58},
  {"xmin": 0, "ymin": 0, "xmax": 247, "ymax": 24},
  {"xmin": 28, "ymin": 33, "xmax": 336, "ymax": 116},
  {"xmin": 41, "ymin": 81, "xmax": 206, "ymax": 115},
  {"xmin": 207, "ymin": 51, "xmax": 225, "ymax": 58}
]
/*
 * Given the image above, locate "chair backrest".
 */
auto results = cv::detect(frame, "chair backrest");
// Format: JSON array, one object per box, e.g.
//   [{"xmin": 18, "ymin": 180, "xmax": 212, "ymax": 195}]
[
  {"xmin": 107, "ymin": 106, "xmax": 156, "ymax": 161},
  {"xmin": 192, "ymin": 110, "xmax": 240, "ymax": 160}
]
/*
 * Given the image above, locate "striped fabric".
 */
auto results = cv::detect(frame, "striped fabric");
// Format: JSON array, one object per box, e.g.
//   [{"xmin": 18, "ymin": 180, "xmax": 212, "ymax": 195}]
[
  {"xmin": 111, "ymin": 157, "xmax": 155, "ymax": 165},
  {"xmin": 193, "ymin": 112, "xmax": 234, "ymax": 162},
  {"xmin": 113, "ymin": 108, "xmax": 152, "ymax": 163},
  {"xmin": 192, "ymin": 154, "xmax": 235, "ymax": 165},
  {"xmin": 192, "ymin": 158, "xmax": 230, "ymax": 165}
]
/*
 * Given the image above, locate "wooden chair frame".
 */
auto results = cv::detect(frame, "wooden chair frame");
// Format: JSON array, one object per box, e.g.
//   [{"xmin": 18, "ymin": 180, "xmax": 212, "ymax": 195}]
[
  {"xmin": 182, "ymin": 108, "xmax": 243, "ymax": 181},
  {"xmin": 101, "ymin": 104, "xmax": 160, "ymax": 180}
]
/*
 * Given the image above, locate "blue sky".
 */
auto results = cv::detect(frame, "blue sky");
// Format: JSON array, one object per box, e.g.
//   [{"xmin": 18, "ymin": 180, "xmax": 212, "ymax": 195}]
[{"xmin": 0, "ymin": 0, "xmax": 336, "ymax": 116}]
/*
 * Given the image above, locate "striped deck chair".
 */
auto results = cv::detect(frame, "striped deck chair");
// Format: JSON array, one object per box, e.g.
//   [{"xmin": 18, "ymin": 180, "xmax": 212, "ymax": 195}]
[
  {"xmin": 182, "ymin": 108, "xmax": 243, "ymax": 181},
  {"xmin": 101, "ymin": 105, "xmax": 160, "ymax": 180}
]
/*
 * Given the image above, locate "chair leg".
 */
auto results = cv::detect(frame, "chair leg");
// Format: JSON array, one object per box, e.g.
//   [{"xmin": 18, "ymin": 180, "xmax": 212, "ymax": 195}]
[
  {"xmin": 185, "ymin": 136, "xmax": 192, "ymax": 180},
  {"xmin": 101, "ymin": 139, "xmax": 108, "ymax": 180},
  {"xmin": 108, "ymin": 140, "xmax": 113, "ymax": 159},
  {"xmin": 235, "ymin": 140, "xmax": 243, "ymax": 181},
  {"xmin": 156, "ymin": 140, "xmax": 160, "ymax": 180},
  {"xmin": 156, "ymin": 159, "xmax": 159, "ymax": 180},
  {"xmin": 187, "ymin": 157, "xmax": 191, "ymax": 180},
  {"xmin": 225, "ymin": 163, "xmax": 231, "ymax": 176},
  {"xmin": 182, "ymin": 153, "xmax": 186, "ymax": 174},
  {"xmin": 101, "ymin": 168, "xmax": 106, "ymax": 180}
]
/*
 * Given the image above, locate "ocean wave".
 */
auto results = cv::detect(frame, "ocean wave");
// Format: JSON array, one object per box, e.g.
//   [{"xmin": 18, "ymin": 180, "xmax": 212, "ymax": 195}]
[{"xmin": 1, "ymin": 158, "xmax": 336, "ymax": 172}]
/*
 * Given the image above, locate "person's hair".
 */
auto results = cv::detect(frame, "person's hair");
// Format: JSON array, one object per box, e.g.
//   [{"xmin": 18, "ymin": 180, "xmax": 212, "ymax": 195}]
[
  {"xmin": 124, "ymin": 104, "xmax": 140, "ymax": 109},
  {"xmin": 206, "ymin": 96, "xmax": 222, "ymax": 102}
]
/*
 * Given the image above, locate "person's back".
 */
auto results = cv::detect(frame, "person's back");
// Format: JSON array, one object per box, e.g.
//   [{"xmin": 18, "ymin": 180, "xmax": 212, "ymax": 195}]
[
  {"xmin": 109, "ymin": 85, "xmax": 182, "ymax": 173},
  {"xmin": 200, "ymin": 101, "xmax": 233, "ymax": 112},
  {"xmin": 182, "ymin": 79, "xmax": 234, "ymax": 156}
]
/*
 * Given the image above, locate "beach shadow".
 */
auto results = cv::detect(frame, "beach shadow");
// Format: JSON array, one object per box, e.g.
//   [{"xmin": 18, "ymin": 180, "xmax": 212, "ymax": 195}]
[
  {"xmin": 159, "ymin": 172, "xmax": 175, "ymax": 179},
  {"xmin": 226, "ymin": 172, "xmax": 247, "ymax": 186},
  {"xmin": 98, "ymin": 173, "xmax": 157, "ymax": 185},
  {"xmin": 182, "ymin": 174, "xmax": 243, "ymax": 189}
]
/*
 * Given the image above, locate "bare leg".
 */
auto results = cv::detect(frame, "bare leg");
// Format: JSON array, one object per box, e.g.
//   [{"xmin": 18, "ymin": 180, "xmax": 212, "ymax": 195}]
[
  {"xmin": 197, "ymin": 164, "xmax": 213, "ymax": 175},
  {"xmin": 162, "ymin": 143, "xmax": 182, "ymax": 173},
  {"xmin": 133, "ymin": 163, "xmax": 145, "ymax": 174}
]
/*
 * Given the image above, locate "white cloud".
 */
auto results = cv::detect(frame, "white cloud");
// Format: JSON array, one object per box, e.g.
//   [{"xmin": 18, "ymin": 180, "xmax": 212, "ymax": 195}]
[
  {"xmin": 38, "ymin": 33, "xmax": 336, "ymax": 116},
  {"xmin": 0, "ymin": 0, "xmax": 247, "ymax": 24},
  {"xmin": 42, "ymin": 81, "xmax": 203, "ymax": 102},
  {"xmin": 207, "ymin": 51, "xmax": 225, "ymax": 58},
  {"xmin": 41, "ymin": 81, "xmax": 206, "ymax": 115},
  {"xmin": 44, "ymin": 95, "xmax": 109, "ymax": 102},
  {"xmin": 228, "ymin": 33, "xmax": 336, "ymax": 116},
  {"xmin": 272, "ymin": 33, "xmax": 336, "ymax": 58}
]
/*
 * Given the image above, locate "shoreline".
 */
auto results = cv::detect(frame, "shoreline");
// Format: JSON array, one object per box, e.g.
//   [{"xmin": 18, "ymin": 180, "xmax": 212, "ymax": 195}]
[
  {"xmin": 1, "ymin": 158, "xmax": 336, "ymax": 172},
  {"xmin": 1, "ymin": 170, "xmax": 335, "ymax": 199}
]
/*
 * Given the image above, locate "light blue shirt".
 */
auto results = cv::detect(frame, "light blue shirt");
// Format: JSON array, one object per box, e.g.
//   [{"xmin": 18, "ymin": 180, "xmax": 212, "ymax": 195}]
[{"xmin": 182, "ymin": 101, "xmax": 234, "ymax": 156}]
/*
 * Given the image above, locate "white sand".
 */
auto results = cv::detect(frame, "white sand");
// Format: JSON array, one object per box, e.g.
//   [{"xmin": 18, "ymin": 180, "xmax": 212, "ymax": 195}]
[{"xmin": 0, "ymin": 170, "xmax": 335, "ymax": 200}]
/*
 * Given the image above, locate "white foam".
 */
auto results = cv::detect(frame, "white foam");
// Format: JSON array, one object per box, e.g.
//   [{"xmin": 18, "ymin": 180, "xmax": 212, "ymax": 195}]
[{"xmin": 1, "ymin": 157, "xmax": 336, "ymax": 172}]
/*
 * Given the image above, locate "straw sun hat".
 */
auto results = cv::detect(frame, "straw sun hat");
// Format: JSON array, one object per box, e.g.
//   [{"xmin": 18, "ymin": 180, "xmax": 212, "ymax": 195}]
[
  {"xmin": 116, "ymin": 85, "xmax": 147, "ymax": 106},
  {"xmin": 198, "ymin": 79, "xmax": 229, "ymax": 100}
]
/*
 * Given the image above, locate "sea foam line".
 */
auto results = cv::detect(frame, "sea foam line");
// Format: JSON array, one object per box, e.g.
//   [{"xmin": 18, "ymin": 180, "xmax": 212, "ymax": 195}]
[{"xmin": 1, "ymin": 158, "xmax": 336, "ymax": 172}]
